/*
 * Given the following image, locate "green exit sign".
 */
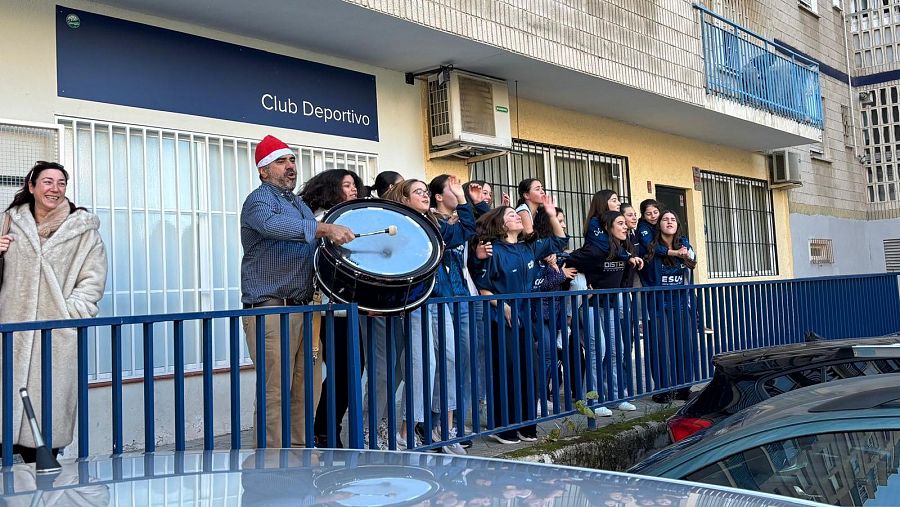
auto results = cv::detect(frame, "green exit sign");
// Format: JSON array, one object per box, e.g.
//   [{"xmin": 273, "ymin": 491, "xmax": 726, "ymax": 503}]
[{"xmin": 495, "ymin": 105, "xmax": 509, "ymax": 113}]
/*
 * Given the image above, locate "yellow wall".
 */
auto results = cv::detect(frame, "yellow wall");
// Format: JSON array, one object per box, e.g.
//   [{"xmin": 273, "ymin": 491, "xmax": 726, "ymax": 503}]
[{"xmin": 423, "ymin": 94, "xmax": 795, "ymax": 282}]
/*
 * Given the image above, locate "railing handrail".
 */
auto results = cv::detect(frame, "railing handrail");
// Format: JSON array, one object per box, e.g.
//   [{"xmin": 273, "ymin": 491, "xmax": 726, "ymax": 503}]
[
  {"xmin": 2, "ymin": 272, "xmax": 894, "ymax": 332},
  {"xmin": 0, "ymin": 303, "xmax": 357, "ymax": 333},
  {"xmin": 693, "ymin": 3, "xmax": 819, "ymax": 69}
]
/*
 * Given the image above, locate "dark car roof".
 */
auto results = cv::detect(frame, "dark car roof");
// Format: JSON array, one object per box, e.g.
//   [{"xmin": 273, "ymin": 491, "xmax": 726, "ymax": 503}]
[
  {"xmin": 704, "ymin": 372, "xmax": 900, "ymax": 436},
  {"xmin": 711, "ymin": 335, "xmax": 900, "ymax": 376}
]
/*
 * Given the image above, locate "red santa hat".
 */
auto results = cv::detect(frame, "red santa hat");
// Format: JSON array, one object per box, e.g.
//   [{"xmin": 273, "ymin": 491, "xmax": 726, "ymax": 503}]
[{"xmin": 255, "ymin": 135, "xmax": 294, "ymax": 168}]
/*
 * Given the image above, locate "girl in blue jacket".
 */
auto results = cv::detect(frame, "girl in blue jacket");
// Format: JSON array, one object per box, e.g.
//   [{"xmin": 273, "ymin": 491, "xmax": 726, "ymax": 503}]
[
  {"xmin": 568, "ymin": 211, "xmax": 643, "ymax": 414},
  {"xmin": 637, "ymin": 199, "xmax": 691, "ymax": 286},
  {"xmin": 428, "ymin": 174, "xmax": 481, "ymax": 453},
  {"xmin": 643, "ymin": 210, "xmax": 696, "ymax": 403},
  {"xmin": 472, "ymin": 197, "xmax": 568, "ymax": 444}
]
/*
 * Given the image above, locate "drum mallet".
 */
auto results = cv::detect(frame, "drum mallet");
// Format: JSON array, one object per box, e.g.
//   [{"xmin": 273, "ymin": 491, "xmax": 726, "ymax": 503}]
[{"xmin": 355, "ymin": 225, "xmax": 397, "ymax": 238}]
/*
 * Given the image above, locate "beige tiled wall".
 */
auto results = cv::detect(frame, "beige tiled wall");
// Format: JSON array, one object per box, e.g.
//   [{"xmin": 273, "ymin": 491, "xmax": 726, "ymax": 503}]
[{"xmin": 348, "ymin": 0, "xmax": 706, "ymax": 105}]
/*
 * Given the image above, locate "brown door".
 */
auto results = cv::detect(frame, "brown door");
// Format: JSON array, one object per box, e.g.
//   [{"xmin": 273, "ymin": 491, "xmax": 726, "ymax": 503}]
[{"xmin": 655, "ymin": 185, "xmax": 688, "ymax": 233}]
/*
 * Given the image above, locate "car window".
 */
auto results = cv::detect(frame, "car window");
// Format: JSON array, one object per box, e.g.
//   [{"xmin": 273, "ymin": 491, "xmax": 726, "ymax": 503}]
[
  {"xmin": 684, "ymin": 430, "xmax": 900, "ymax": 505},
  {"xmin": 763, "ymin": 360, "xmax": 900, "ymax": 398}
]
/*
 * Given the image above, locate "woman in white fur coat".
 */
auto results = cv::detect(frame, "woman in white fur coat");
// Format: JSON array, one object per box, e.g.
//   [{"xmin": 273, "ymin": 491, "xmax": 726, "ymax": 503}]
[{"xmin": 0, "ymin": 161, "xmax": 107, "ymax": 462}]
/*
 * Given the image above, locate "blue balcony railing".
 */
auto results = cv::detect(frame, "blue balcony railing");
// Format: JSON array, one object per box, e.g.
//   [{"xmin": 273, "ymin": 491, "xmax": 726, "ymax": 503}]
[
  {"xmin": 695, "ymin": 4, "xmax": 823, "ymax": 128},
  {"xmin": 1, "ymin": 274, "xmax": 898, "ymax": 463}
]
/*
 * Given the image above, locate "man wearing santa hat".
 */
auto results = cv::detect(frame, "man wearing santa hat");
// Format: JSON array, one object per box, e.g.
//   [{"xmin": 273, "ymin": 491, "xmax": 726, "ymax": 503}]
[{"xmin": 240, "ymin": 134, "xmax": 355, "ymax": 448}]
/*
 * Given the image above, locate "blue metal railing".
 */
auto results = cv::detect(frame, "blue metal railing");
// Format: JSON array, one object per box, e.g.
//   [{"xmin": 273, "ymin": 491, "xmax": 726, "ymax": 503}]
[
  {"xmin": 695, "ymin": 4, "xmax": 823, "ymax": 128},
  {"xmin": 1, "ymin": 274, "xmax": 898, "ymax": 463}
]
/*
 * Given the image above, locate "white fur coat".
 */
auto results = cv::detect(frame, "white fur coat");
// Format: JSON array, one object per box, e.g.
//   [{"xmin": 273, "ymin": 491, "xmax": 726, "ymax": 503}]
[{"xmin": 0, "ymin": 204, "xmax": 107, "ymax": 449}]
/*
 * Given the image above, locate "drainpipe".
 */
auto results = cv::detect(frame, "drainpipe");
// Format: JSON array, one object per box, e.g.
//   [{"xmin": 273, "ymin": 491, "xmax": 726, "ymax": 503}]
[{"xmin": 840, "ymin": 0, "xmax": 861, "ymax": 158}]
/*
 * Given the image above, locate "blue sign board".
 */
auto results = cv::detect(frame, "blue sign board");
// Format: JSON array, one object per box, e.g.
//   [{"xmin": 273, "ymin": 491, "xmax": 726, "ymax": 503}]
[{"xmin": 56, "ymin": 6, "xmax": 379, "ymax": 141}]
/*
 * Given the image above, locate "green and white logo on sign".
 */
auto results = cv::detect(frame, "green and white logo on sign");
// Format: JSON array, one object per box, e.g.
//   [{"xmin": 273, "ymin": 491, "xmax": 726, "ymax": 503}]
[{"xmin": 66, "ymin": 14, "xmax": 81, "ymax": 29}]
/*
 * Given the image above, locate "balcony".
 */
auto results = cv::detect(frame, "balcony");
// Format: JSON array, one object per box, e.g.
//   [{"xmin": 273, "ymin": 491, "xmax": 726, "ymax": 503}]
[{"xmin": 696, "ymin": 4, "xmax": 823, "ymax": 129}]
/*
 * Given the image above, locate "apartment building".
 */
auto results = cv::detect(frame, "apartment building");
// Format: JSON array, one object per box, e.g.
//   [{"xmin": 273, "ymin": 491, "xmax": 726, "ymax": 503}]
[
  {"xmin": 0, "ymin": 0, "xmax": 824, "ymax": 451},
  {"xmin": 710, "ymin": 0, "xmax": 900, "ymax": 275}
]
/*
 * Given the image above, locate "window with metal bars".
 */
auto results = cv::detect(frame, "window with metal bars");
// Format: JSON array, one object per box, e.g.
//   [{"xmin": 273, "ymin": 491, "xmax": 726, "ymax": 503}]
[
  {"xmin": 700, "ymin": 171, "xmax": 778, "ymax": 278},
  {"xmin": 468, "ymin": 140, "xmax": 630, "ymax": 248},
  {"xmin": 0, "ymin": 121, "xmax": 62, "ymax": 208},
  {"xmin": 59, "ymin": 117, "xmax": 377, "ymax": 380}
]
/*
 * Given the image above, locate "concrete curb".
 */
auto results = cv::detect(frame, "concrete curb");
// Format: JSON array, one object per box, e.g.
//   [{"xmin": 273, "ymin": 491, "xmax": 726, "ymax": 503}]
[{"xmin": 501, "ymin": 416, "xmax": 672, "ymax": 471}]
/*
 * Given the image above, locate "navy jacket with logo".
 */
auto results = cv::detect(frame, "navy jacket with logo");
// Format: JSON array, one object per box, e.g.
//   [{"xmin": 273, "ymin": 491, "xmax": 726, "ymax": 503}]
[{"xmin": 473, "ymin": 235, "xmax": 568, "ymax": 324}]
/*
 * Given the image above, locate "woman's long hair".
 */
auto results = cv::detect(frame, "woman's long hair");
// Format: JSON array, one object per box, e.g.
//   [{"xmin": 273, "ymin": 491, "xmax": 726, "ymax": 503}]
[
  {"xmin": 515, "ymin": 178, "xmax": 540, "ymax": 208},
  {"xmin": 369, "ymin": 170, "xmax": 403, "ymax": 198},
  {"xmin": 382, "ymin": 179, "xmax": 438, "ymax": 226},
  {"xmin": 601, "ymin": 211, "xmax": 631, "ymax": 261},
  {"xmin": 533, "ymin": 206, "xmax": 565, "ymax": 239},
  {"xmin": 646, "ymin": 210, "xmax": 685, "ymax": 266},
  {"xmin": 5, "ymin": 161, "xmax": 84, "ymax": 214},
  {"xmin": 298, "ymin": 169, "xmax": 362, "ymax": 212},
  {"xmin": 583, "ymin": 189, "xmax": 617, "ymax": 237},
  {"xmin": 474, "ymin": 206, "xmax": 512, "ymax": 243}
]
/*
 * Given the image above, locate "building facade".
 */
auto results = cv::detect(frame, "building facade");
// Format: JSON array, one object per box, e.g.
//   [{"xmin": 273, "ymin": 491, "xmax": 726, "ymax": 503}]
[
  {"xmin": 0, "ymin": 0, "xmax": 827, "ymax": 452},
  {"xmin": 706, "ymin": 0, "xmax": 900, "ymax": 275}
]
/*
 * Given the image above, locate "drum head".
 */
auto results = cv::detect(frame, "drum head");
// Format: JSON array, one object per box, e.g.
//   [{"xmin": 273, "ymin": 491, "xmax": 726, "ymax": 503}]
[{"xmin": 323, "ymin": 199, "xmax": 442, "ymax": 278}]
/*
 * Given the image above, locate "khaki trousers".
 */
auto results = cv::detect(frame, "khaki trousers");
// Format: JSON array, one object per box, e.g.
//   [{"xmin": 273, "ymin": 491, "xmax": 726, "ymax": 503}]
[{"xmin": 243, "ymin": 312, "xmax": 322, "ymax": 448}]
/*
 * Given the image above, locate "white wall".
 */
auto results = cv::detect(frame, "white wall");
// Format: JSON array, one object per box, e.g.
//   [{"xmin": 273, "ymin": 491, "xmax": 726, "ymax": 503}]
[{"xmin": 790, "ymin": 213, "xmax": 900, "ymax": 276}]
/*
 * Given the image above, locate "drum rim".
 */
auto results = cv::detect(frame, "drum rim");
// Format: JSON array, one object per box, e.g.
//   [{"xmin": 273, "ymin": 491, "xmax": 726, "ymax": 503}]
[
  {"xmin": 320, "ymin": 198, "xmax": 444, "ymax": 280},
  {"xmin": 314, "ymin": 252, "xmax": 437, "ymax": 315}
]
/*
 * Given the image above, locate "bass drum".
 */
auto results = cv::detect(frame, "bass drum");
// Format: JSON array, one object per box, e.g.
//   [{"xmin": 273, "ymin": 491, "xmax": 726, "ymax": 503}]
[{"xmin": 315, "ymin": 198, "xmax": 443, "ymax": 314}]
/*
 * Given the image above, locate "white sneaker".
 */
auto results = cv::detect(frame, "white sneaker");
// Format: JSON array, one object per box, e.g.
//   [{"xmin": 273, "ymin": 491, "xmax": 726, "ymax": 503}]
[
  {"xmin": 441, "ymin": 441, "xmax": 468, "ymax": 455},
  {"xmin": 594, "ymin": 406, "xmax": 613, "ymax": 417},
  {"xmin": 395, "ymin": 432, "xmax": 419, "ymax": 451},
  {"xmin": 617, "ymin": 401, "xmax": 637, "ymax": 411},
  {"xmin": 489, "ymin": 433, "xmax": 521, "ymax": 444},
  {"xmin": 517, "ymin": 431, "xmax": 539, "ymax": 442}
]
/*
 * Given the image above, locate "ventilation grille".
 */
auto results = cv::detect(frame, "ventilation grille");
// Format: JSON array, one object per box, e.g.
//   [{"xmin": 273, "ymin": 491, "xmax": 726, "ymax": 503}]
[
  {"xmin": 458, "ymin": 76, "xmax": 495, "ymax": 137},
  {"xmin": 428, "ymin": 79, "xmax": 450, "ymax": 138},
  {"xmin": 886, "ymin": 239, "xmax": 900, "ymax": 272},
  {"xmin": 0, "ymin": 123, "xmax": 60, "ymax": 208},
  {"xmin": 809, "ymin": 238, "xmax": 834, "ymax": 264}
]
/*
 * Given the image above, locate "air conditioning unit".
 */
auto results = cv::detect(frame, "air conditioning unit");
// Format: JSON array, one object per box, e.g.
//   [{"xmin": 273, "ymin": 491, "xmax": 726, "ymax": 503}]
[
  {"xmin": 768, "ymin": 150, "xmax": 802, "ymax": 188},
  {"xmin": 427, "ymin": 70, "xmax": 512, "ymax": 155},
  {"xmin": 859, "ymin": 90, "xmax": 876, "ymax": 107}
]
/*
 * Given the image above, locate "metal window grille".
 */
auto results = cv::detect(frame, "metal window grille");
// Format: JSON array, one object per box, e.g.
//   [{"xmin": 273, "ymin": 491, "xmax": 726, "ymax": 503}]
[
  {"xmin": 428, "ymin": 79, "xmax": 451, "ymax": 139},
  {"xmin": 468, "ymin": 139, "xmax": 631, "ymax": 248},
  {"xmin": 885, "ymin": 238, "xmax": 900, "ymax": 271},
  {"xmin": 59, "ymin": 117, "xmax": 376, "ymax": 381},
  {"xmin": 700, "ymin": 171, "xmax": 778, "ymax": 278},
  {"xmin": 859, "ymin": 84, "xmax": 900, "ymax": 204},
  {"xmin": 0, "ymin": 120, "xmax": 63, "ymax": 208},
  {"xmin": 809, "ymin": 238, "xmax": 834, "ymax": 264}
]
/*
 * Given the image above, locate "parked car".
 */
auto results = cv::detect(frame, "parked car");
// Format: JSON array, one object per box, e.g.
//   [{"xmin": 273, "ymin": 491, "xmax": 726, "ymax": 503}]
[
  {"xmin": 0, "ymin": 448, "xmax": 825, "ymax": 506},
  {"xmin": 668, "ymin": 334, "xmax": 900, "ymax": 442},
  {"xmin": 630, "ymin": 373, "xmax": 900, "ymax": 505}
]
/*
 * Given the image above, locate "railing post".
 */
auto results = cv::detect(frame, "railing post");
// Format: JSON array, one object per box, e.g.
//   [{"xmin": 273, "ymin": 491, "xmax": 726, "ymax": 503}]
[
  {"xmin": 77, "ymin": 326, "xmax": 89, "ymax": 458},
  {"xmin": 2, "ymin": 331, "xmax": 13, "ymax": 466},
  {"xmin": 40, "ymin": 329, "xmax": 53, "ymax": 451},
  {"xmin": 228, "ymin": 317, "xmax": 241, "ymax": 450},
  {"xmin": 112, "ymin": 325, "xmax": 123, "ymax": 454},
  {"xmin": 174, "ymin": 320, "xmax": 185, "ymax": 451},
  {"xmin": 143, "ymin": 322, "xmax": 155, "ymax": 453},
  {"xmin": 201, "ymin": 318, "xmax": 214, "ymax": 450},
  {"xmin": 346, "ymin": 305, "xmax": 363, "ymax": 449}
]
